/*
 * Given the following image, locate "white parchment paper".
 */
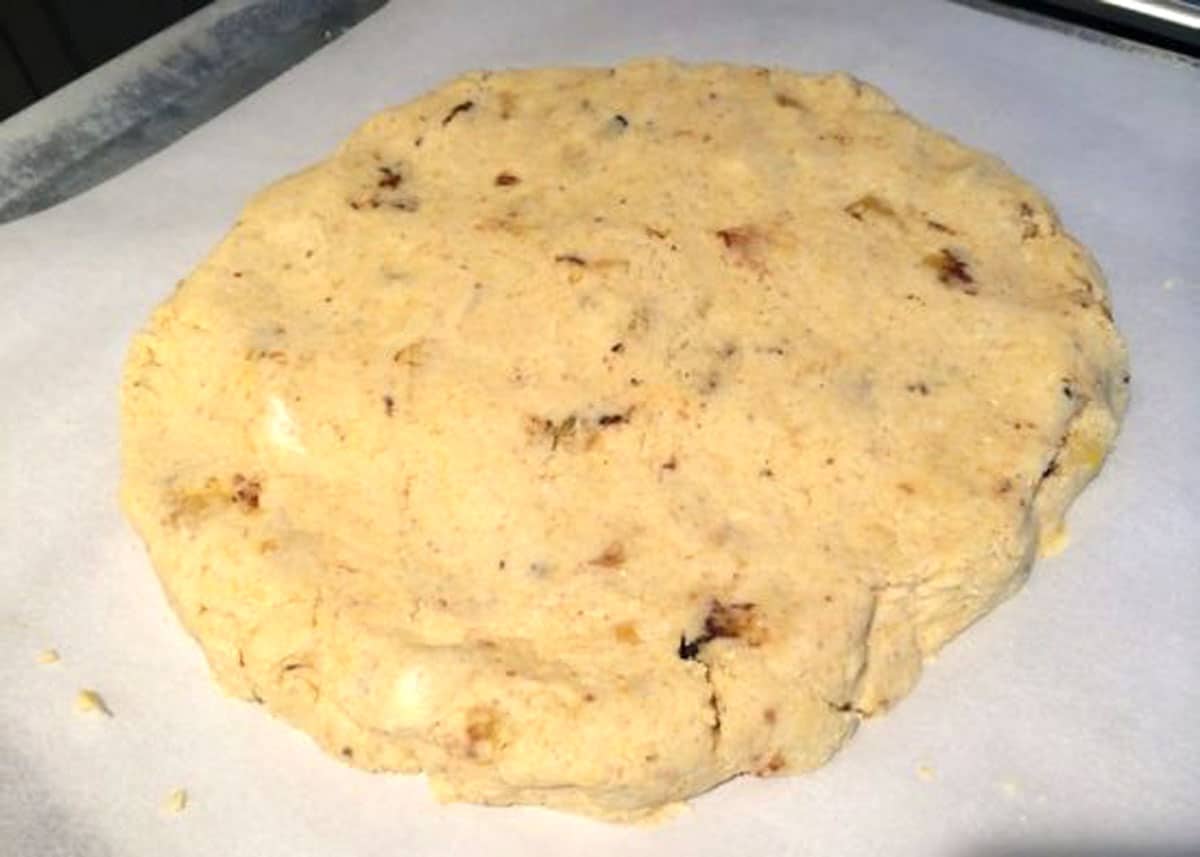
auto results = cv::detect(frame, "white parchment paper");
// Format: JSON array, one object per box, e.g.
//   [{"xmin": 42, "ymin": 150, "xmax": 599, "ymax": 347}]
[{"xmin": 2, "ymin": 1, "xmax": 1198, "ymax": 854}]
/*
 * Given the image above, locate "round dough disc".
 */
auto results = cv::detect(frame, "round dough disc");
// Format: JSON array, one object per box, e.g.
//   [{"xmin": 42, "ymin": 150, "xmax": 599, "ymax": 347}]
[{"xmin": 121, "ymin": 59, "xmax": 1128, "ymax": 820}]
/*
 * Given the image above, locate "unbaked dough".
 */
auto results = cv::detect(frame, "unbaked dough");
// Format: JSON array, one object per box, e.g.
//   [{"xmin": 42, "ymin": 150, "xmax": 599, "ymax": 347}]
[{"xmin": 120, "ymin": 59, "xmax": 1129, "ymax": 820}]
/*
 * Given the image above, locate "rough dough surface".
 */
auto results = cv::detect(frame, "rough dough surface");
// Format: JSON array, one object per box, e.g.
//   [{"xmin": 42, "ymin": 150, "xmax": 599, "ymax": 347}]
[{"xmin": 120, "ymin": 59, "xmax": 1129, "ymax": 820}]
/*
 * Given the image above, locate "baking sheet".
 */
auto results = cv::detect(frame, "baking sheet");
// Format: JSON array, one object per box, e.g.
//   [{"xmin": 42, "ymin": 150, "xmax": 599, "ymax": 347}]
[
  {"xmin": 1, "ymin": 1, "xmax": 1198, "ymax": 854},
  {"xmin": 0, "ymin": 0, "xmax": 388, "ymax": 223}
]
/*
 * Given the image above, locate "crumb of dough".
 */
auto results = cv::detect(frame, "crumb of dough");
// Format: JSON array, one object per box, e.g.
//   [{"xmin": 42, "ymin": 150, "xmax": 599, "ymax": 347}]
[
  {"xmin": 997, "ymin": 778, "xmax": 1021, "ymax": 798},
  {"xmin": 164, "ymin": 788, "xmax": 189, "ymax": 814},
  {"xmin": 37, "ymin": 649, "xmax": 61, "ymax": 665},
  {"xmin": 915, "ymin": 763, "xmax": 937, "ymax": 782},
  {"xmin": 74, "ymin": 689, "xmax": 112, "ymax": 716}
]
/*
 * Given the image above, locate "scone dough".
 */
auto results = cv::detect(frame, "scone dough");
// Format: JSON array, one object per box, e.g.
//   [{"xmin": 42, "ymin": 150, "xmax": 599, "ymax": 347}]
[{"xmin": 121, "ymin": 60, "xmax": 1129, "ymax": 820}]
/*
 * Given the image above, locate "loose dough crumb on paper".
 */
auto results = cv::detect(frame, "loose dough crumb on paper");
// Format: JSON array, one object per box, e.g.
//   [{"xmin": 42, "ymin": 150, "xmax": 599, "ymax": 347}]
[
  {"xmin": 37, "ymin": 649, "xmax": 61, "ymax": 665},
  {"xmin": 916, "ymin": 763, "xmax": 937, "ymax": 782},
  {"xmin": 74, "ymin": 689, "xmax": 111, "ymax": 716},
  {"xmin": 997, "ymin": 778, "xmax": 1021, "ymax": 799},
  {"xmin": 164, "ymin": 788, "xmax": 189, "ymax": 814}
]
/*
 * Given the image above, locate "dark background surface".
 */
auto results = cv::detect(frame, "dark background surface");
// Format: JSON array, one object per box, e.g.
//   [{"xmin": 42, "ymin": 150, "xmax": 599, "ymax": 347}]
[
  {"xmin": 974, "ymin": 0, "xmax": 1200, "ymax": 57},
  {"xmin": 0, "ymin": 0, "xmax": 1196, "ymax": 124},
  {"xmin": 1, "ymin": 0, "xmax": 213, "ymax": 120}
]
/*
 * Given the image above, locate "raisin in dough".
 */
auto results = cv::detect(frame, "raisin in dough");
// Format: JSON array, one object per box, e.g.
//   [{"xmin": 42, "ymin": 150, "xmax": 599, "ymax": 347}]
[{"xmin": 120, "ymin": 59, "xmax": 1129, "ymax": 820}]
